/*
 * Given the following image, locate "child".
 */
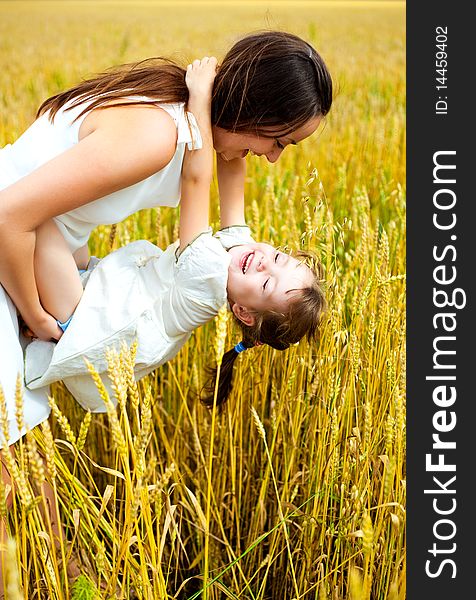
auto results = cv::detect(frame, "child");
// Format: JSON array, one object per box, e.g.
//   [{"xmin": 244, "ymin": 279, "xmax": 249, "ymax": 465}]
[{"xmin": 24, "ymin": 58, "xmax": 326, "ymax": 410}]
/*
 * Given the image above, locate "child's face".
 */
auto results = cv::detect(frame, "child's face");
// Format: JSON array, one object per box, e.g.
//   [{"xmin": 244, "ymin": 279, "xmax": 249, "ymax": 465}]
[{"xmin": 226, "ymin": 243, "xmax": 314, "ymax": 325}]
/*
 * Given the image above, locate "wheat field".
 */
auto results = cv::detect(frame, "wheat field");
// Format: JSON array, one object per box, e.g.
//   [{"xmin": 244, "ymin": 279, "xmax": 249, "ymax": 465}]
[{"xmin": 0, "ymin": 1, "xmax": 405, "ymax": 599}]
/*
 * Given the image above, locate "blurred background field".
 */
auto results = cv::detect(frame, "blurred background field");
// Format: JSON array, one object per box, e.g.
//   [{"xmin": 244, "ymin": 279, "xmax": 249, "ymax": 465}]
[{"xmin": 0, "ymin": 1, "xmax": 406, "ymax": 599}]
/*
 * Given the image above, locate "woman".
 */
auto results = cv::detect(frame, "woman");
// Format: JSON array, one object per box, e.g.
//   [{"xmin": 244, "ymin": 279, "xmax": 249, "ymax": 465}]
[
  {"xmin": 25, "ymin": 57, "xmax": 325, "ymax": 414},
  {"xmin": 0, "ymin": 30, "xmax": 332, "ymax": 446}
]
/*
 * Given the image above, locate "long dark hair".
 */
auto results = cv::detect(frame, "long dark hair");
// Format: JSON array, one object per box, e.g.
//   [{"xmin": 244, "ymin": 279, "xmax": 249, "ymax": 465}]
[
  {"xmin": 37, "ymin": 31, "xmax": 332, "ymax": 134},
  {"xmin": 212, "ymin": 30, "xmax": 333, "ymax": 135},
  {"xmin": 201, "ymin": 251, "xmax": 326, "ymax": 409}
]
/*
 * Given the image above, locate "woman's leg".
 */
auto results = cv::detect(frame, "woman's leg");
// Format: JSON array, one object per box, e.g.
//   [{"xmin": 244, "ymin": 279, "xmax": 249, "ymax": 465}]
[
  {"xmin": 1, "ymin": 285, "xmax": 52, "ymax": 596},
  {"xmin": 0, "ymin": 449, "xmax": 80, "ymax": 598},
  {"xmin": 34, "ymin": 220, "xmax": 84, "ymax": 324},
  {"xmin": 0, "ymin": 456, "xmax": 13, "ymax": 599}
]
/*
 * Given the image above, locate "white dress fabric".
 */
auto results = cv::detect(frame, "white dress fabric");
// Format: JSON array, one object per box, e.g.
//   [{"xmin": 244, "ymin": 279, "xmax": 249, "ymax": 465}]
[
  {"xmin": 0, "ymin": 287, "xmax": 51, "ymax": 448},
  {"xmin": 0, "ymin": 97, "xmax": 202, "ymax": 252},
  {"xmin": 24, "ymin": 227, "xmax": 253, "ymax": 412},
  {"xmin": 0, "ymin": 96, "xmax": 202, "ymax": 446}
]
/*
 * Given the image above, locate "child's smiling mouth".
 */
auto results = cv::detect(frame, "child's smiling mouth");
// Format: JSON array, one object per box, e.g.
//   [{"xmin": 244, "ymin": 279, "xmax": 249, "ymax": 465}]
[{"xmin": 240, "ymin": 251, "xmax": 255, "ymax": 274}]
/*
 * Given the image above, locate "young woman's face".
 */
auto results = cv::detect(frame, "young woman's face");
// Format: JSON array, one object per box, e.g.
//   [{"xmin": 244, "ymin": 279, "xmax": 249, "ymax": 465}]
[
  {"xmin": 226, "ymin": 243, "xmax": 314, "ymax": 325},
  {"xmin": 212, "ymin": 116, "xmax": 322, "ymax": 163}
]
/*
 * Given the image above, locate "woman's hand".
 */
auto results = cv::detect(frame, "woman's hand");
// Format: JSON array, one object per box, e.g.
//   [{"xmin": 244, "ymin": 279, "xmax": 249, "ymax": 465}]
[
  {"xmin": 20, "ymin": 311, "xmax": 63, "ymax": 342},
  {"xmin": 185, "ymin": 56, "xmax": 218, "ymax": 103}
]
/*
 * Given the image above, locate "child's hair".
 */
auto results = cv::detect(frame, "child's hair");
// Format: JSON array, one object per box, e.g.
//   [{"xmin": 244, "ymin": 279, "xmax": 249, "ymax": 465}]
[{"xmin": 201, "ymin": 251, "xmax": 326, "ymax": 409}]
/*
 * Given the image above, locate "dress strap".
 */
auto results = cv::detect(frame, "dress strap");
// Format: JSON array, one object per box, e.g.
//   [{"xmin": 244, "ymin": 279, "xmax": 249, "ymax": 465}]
[{"xmin": 158, "ymin": 103, "xmax": 203, "ymax": 151}]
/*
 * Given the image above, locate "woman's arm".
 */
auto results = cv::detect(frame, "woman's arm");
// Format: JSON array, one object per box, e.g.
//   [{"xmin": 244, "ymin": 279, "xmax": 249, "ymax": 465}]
[
  {"xmin": 179, "ymin": 57, "xmax": 217, "ymax": 252},
  {"xmin": 216, "ymin": 154, "xmax": 247, "ymax": 227},
  {"xmin": 0, "ymin": 105, "xmax": 177, "ymax": 339}
]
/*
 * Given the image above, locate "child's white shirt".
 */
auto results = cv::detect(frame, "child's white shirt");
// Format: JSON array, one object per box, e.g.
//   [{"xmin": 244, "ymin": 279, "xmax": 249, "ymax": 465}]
[{"xmin": 24, "ymin": 226, "xmax": 253, "ymax": 411}]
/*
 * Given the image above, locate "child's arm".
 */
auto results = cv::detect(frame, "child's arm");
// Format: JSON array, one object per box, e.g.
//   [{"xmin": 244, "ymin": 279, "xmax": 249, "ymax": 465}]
[
  {"xmin": 33, "ymin": 219, "xmax": 84, "ymax": 337},
  {"xmin": 216, "ymin": 155, "xmax": 247, "ymax": 227},
  {"xmin": 179, "ymin": 57, "xmax": 217, "ymax": 252}
]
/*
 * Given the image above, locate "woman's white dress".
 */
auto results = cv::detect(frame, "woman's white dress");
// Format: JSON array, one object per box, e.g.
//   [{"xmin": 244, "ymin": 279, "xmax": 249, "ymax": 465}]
[{"xmin": 0, "ymin": 97, "xmax": 204, "ymax": 446}]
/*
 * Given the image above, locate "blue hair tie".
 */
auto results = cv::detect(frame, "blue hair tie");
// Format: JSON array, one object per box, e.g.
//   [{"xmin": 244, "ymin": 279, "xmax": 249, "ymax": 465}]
[{"xmin": 234, "ymin": 341, "xmax": 247, "ymax": 354}]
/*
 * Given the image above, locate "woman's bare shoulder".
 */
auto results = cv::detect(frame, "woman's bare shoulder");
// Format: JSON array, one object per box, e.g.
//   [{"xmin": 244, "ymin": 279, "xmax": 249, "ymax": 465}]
[
  {"xmin": 79, "ymin": 101, "xmax": 178, "ymax": 144},
  {"xmin": 0, "ymin": 103, "xmax": 180, "ymax": 231}
]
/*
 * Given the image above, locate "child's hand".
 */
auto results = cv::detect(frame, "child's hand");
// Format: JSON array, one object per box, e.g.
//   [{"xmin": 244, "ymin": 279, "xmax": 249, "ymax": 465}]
[{"xmin": 185, "ymin": 56, "xmax": 218, "ymax": 102}]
